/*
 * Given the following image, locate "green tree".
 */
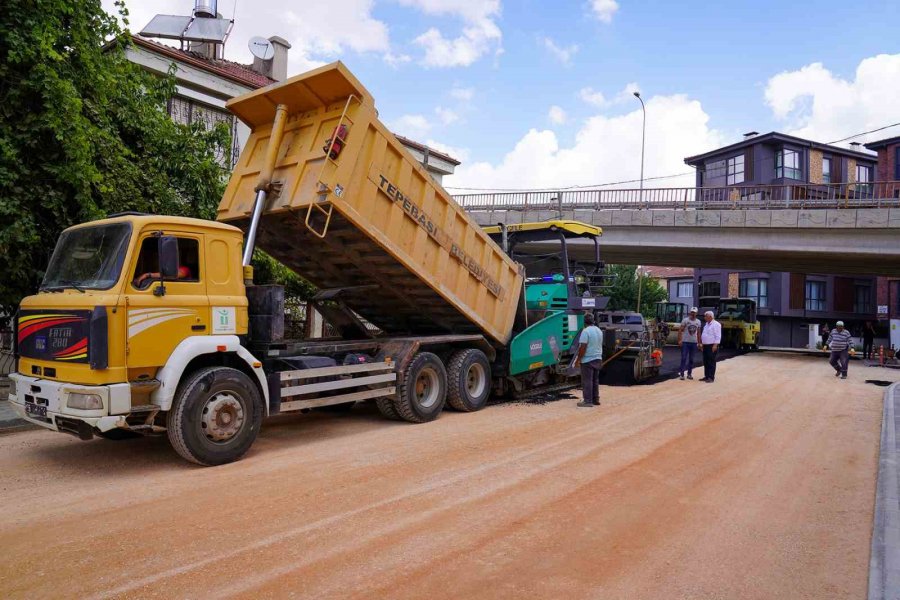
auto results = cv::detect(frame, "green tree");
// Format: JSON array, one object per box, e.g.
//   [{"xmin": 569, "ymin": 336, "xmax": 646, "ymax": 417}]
[
  {"xmin": 0, "ymin": 1, "xmax": 232, "ymax": 315},
  {"xmin": 605, "ymin": 265, "xmax": 667, "ymax": 317}
]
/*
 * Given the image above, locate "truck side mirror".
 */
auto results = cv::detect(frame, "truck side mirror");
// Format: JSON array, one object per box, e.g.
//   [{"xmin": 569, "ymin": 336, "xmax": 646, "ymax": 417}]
[{"xmin": 158, "ymin": 236, "xmax": 180, "ymax": 279}]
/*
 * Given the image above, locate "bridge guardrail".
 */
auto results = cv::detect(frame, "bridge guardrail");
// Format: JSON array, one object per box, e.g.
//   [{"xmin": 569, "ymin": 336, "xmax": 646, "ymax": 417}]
[{"xmin": 455, "ymin": 181, "xmax": 900, "ymax": 211}]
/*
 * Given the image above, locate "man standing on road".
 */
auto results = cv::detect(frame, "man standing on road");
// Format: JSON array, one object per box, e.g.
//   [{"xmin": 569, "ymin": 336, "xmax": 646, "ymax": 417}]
[
  {"xmin": 863, "ymin": 321, "xmax": 876, "ymax": 360},
  {"xmin": 575, "ymin": 312, "xmax": 603, "ymax": 408},
  {"xmin": 828, "ymin": 321, "xmax": 853, "ymax": 379},
  {"xmin": 700, "ymin": 310, "xmax": 721, "ymax": 383},
  {"xmin": 678, "ymin": 307, "xmax": 702, "ymax": 381}
]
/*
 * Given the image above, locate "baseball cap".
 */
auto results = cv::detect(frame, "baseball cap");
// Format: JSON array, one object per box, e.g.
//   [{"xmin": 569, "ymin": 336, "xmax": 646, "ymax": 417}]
[
  {"xmin": 836, "ymin": 320, "xmax": 845, "ymax": 327},
  {"xmin": 689, "ymin": 307, "xmax": 698, "ymax": 313}
]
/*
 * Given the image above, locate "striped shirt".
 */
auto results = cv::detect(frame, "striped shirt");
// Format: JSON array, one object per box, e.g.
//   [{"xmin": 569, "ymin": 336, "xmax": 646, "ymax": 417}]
[{"xmin": 827, "ymin": 329, "xmax": 853, "ymax": 351}]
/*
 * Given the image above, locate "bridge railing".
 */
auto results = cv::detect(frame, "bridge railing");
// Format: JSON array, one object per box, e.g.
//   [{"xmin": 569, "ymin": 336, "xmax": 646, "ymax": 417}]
[{"xmin": 454, "ymin": 181, "xmax": 900, "ymax": 211}]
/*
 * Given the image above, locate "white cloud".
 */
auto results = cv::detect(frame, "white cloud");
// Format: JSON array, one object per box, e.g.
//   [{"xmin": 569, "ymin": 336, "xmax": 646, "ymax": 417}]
[
  {"xmin": 390, "ymin": 114, "xmax": 433, "ymax": 139},
  {"xmin": 617, "ymin": 82, "xmax": 641, "ymax": 101},
  {"xmin": 446, "ymin": 93, "xmax": 724, "ymax": 190},
  {"xmin": 542, "ymin": 37, "xmax": 578, "ymax": 66},
  {"xmin": 436, "ymin": 106, "xmax": 460, "ymax": 125},
  {"xmin": 399, "ymin": 0, "xmax": 503, "ymax": 67},
  {"xmin": 589, "ymin": 0, "xmax": 619, "ymax": 23},
  {"xmin": 384, "ymin": 51, "xmax": 413, "ymax": 67},
  {"xmin": 548, "ymin": 105, "xmax": 568, "ymax": 125},
  {"xmin": 105, "ymin": 0, "xmax": 404, "ymax": 75},
  {"xmin": 425, "ymin": 139, "xmax": 470, "ymax": 163},
  {"xmin": 579, "ymin": 87, "xmax": 608, "ymax": 107},
  {"xmin": 450, "ymin": 86, "xmax": 475, "ymax": 102},
  {"xmin": 764, "ymin": 54, "xmax": 900, "ymax": 145}
]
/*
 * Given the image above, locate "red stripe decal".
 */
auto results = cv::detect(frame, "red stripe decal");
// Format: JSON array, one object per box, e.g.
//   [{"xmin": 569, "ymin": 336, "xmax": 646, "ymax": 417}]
[
  {"xmin": 18, "ymin": 317, "xmax": 84, "ymax": 343},
  {"xmin": 52, "ymin": 337, "xmax": 88, "ymax": 358}
]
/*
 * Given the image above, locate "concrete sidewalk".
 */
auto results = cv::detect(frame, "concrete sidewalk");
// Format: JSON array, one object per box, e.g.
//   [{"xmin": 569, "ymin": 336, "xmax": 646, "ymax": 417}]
[
  {"xmin": 0, "ymin": 378, "xmax": 30, "ymax": 431},
  {"xmin": 870, "ymin": 382, "xmax": 900, "ymax": 600}
]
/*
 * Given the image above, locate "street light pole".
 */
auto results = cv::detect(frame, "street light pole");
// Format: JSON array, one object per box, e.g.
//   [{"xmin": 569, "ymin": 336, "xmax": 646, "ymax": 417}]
[
  {"xmin": 633, "ymin": 91, "xmax": 646, "ymax": 208},
  {"xmin": 636, "ymin": 265, "xmax": 643, "ymax": 314}
]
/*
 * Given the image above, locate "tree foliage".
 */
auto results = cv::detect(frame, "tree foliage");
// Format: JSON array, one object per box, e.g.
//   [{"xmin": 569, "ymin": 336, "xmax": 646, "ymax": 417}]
[
  {"xmin": 0, "ymin": 1, "xmax": 313, "ymax": 313},
  {"xmin": 604, "ymin": 265, "xmax": 668, "ymax": 317},
  {"xmin": 0, "ymin": 1, "xmax": 229, "ymax": 313}
]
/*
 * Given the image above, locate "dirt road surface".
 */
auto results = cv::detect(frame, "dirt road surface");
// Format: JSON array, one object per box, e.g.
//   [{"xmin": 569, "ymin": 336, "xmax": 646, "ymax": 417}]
[{"xmin": 0, "ymin": 353, "xmax": 893, "ymax": 599}]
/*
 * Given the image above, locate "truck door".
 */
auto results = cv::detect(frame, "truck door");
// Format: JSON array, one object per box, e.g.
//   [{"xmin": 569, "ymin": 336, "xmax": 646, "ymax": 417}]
[{"xmin": 125, "ymin": 232, "xmax": 210, "ymax": 369}]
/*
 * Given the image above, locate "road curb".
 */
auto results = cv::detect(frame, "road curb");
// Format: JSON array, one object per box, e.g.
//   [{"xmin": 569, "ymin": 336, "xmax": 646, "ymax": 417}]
[{"xmin": 869, "ymin": 382, "xmax": 900, "ymax": 600}]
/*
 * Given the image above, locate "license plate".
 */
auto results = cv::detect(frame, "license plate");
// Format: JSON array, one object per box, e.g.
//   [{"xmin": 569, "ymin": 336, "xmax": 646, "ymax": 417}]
[{"xmin": 25, "ymin": 403, "xmax": 47, "ymax": 418}]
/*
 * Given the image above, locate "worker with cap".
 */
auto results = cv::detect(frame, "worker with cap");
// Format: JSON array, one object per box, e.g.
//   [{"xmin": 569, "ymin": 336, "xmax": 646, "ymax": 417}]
[
  {"xmin": 700, "ymin": 310, "xmax": 721, "ymax": 383},
  {"xmin": 827, "ymin": 321, "xmax": 853, "ymax": 379},
  {"xmin": 677, "ymin": 307, "xmax": 702, "ymax": 380}
]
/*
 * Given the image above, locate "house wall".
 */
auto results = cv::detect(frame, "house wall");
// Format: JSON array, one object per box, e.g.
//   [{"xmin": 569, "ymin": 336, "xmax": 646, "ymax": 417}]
[
  {"xmin": 667, "ymin": 277, "xmax": 694, "ymax": 304},
  {"xmin": 694, "ymin": 268, "xmax": 878, "ymax": 347},
  {"xmin": 874, "ymin": 144, "xmax": 900, "ymax": 181},
  {"xmin": 696, "ymin": 139, "xmax": 875, "ymax": 188}
]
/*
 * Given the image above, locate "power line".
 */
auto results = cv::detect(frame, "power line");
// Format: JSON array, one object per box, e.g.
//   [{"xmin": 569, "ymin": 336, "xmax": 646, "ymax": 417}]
[
  {"xmin": 447, "ymin": 122, "xmax": 897, "ymax": 194},
  {"xmin": 445, "ymin": 171, "xmax": 694, "ymax": 192},
  {"xmin": 827, "ymin": 122, "xmax": 900, "ymax": 144}
]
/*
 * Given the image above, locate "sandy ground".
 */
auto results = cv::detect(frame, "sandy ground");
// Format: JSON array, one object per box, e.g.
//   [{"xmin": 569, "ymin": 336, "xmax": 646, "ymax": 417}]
[{"xmin": 0, "ymin": 353, "xmax": 894, "ymax": 600}]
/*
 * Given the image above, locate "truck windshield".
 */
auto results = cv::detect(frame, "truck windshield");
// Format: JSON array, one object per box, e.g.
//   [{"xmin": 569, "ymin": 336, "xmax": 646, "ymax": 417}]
[{"xmin": 41, "ymin": 223, "xmax": 131, "ymax": 291}]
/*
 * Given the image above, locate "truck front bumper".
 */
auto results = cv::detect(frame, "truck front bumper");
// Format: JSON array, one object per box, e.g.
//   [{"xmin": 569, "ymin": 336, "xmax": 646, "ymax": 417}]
[{"xmin": 8, "ymin": 374, "xmax": 132, "ymax": 438}]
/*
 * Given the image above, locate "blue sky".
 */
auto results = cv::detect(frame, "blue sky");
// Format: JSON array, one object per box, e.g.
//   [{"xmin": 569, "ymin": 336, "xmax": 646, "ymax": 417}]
[{"xmin": 113, "ymin": 0, "xmax": 900, "ymax": 190}]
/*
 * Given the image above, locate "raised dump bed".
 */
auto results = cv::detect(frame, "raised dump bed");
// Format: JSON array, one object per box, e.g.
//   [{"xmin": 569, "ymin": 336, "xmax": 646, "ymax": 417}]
[{"xmin": 218, "ymin": 62, "xmax": 522, "ymax": 345}]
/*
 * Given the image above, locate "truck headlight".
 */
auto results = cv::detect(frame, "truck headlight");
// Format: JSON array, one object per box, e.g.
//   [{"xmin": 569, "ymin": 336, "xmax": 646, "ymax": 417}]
[{"xmin": 67, "ymin": 392, "xmax": 103, "ymax": 410}]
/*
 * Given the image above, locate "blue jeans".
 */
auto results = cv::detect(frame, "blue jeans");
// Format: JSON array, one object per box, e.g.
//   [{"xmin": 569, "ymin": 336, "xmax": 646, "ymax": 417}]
[{"xmin": 679, "ymin": 342, "xmax": 697, "ymax": 376}]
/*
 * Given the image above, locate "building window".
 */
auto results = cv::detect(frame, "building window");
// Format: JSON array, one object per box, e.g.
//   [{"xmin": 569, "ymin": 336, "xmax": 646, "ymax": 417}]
[
  {"xmin": 893, "ymin": 281, "xmax": 900, "ymax": 315},
  {"xmin": 776, "ymin": 149, "xmax": 801, "ymax": 179},
  {"xmin": 727, "ymin": 155, "xmax": 745, "ymax": 185},
  {"xmin": 822, "ymin": 157, "xmax": 831, "ymax": 184},
  {"xmin": 895, "ymin": 147, "xmax": 900, "ymax": 180},
  {"xmin": 739, "ymin": 278, "xmax": 768, "ymax": 308},
  {"xmin": 805, "ymin": 280, "xmax": 826, "ymax": 311},
  {"xmin": 857, "ymin": 164, "xmax": 873, "ymax": 195},
  {"xmin": 676, "ymin": 281, "xmax": 693, "ymax": 298},
  {"xmin": 854, "ymin": 283, "xmax": 872, "ymax": 314},
  {"xmin": 706, "ymin": 159, "xmax": 726, "ymax": 180},
  {"xmin": 167, "ymin": 96, "xmax": 240, "ymax": 169}
]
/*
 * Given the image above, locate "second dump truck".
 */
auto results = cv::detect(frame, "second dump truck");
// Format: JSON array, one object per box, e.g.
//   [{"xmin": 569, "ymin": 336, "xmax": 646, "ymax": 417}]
[{"xmin": 9, "ymin": 63, "xmax": 606, "ymax": 465}]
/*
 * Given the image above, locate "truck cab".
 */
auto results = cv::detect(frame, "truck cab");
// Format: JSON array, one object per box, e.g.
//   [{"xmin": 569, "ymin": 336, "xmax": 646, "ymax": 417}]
[{"xmin": 10, "ymin": 214, "xmax": 261, "ymax": 444}]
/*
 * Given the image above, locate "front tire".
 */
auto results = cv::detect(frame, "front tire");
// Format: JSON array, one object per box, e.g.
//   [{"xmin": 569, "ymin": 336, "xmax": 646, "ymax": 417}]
[
  {"xmin": 446, "ymin": 349, "xmax": 491, "ymax": 412},
  {"xmin": 167, "ymin": 366, "xmax": 263, "ymax": 466},
  {"xmin": 395, "ymin": 352, "xmax": 447, "ymax": 423}
]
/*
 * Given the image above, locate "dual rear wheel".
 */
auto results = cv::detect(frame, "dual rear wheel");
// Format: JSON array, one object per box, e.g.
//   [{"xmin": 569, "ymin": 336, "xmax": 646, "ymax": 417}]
[{"xmin": 386, "ymin": 349, "xmax": 491, "ymax": 423}]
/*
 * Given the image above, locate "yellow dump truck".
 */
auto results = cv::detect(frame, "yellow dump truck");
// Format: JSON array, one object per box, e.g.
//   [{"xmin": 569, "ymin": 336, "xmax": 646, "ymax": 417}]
[{"xmin": 9, "ymin": 63, "xmax": 605, "ymax": 465}]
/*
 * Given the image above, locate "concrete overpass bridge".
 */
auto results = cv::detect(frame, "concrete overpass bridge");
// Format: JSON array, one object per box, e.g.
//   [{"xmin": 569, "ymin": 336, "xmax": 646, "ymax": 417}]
[{"xmin": 455, "ymin": 182, "xmax": 900, "ymax": 276}]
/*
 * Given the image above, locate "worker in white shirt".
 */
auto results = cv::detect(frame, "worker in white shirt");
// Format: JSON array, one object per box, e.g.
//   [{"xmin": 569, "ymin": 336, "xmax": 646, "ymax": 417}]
[{"xmin": 700, "ymin": 310, "xmax": 722, "ymax": 383}]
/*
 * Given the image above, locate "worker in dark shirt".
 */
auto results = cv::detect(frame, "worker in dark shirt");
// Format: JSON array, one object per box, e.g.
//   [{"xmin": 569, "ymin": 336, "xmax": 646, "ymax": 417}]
[{"xmin": 863, "ymin": 321, "xmax": 876, "ymax": 360}]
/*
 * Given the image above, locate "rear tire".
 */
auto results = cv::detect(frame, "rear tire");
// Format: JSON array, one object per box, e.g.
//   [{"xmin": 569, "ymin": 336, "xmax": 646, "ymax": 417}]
[
  {"xmin": 375, "ymin": 397, "xmax": 403, "ymax": 420},
  {"xmin": 446, "ymin": 349, "xmax": 491, "ymax": 412},
  {"xmin": 395, "ymin": 352, "xmax": 447, "ymax": 423},
  {"xmin": 167, "ymin": 366, "xmax": 263, "ymax": 466}
]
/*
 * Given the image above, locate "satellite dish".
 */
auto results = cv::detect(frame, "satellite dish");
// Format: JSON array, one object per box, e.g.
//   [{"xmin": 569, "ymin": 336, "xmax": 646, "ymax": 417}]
[{"xmin": 249, "ymin": 36, "xmax": 275, "ymax": 61}]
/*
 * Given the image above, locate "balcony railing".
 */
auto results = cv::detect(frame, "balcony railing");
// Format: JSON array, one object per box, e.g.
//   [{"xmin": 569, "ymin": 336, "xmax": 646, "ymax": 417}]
[{"xmin": 454, "ymin": 181, "xmax": 900, "ymax": 211}]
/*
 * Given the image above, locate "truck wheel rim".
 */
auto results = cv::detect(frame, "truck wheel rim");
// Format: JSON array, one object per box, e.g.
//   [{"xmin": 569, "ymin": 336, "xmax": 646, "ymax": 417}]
[
  {"xmin": 201, "ymin": 392, "xmax": 245, "ymax": 443},
  {"xmin": 415, "ymin": 367, "xmax": 440, "ymax": 408},
  {"xmin": 466, "ymin": 363, "xmax": 486, "ymax": 398}
]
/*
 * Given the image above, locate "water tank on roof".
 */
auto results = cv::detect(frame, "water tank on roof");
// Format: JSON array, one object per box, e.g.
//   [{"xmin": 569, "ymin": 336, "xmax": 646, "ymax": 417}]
[{"xmin": 193, "ymin": 1, "xmax": 217, "ymax": 18}]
